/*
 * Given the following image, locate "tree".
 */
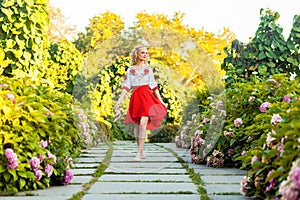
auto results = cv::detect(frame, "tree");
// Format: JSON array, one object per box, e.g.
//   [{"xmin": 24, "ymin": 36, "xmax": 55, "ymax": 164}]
[
  {"xmin": 131, "ymin": 11, "xmax": 234, "ymax": 89},
  {"xmin": 221, "ymin": 9, "xmax": 300, "ymax": 88},
  {"xmin": 48, "ymin": 5, "xmax": 78, "ymax": 42},
  {"xmin": 74, "ymin": 11, "xmax": 125, "ymax": 53}
]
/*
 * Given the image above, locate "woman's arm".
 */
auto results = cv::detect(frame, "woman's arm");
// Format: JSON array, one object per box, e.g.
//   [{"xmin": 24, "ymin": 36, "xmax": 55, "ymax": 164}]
[
  {"xmin": 154, "ymin": 89, "xmax": 166, "ymax": 107},
  {"xmin": 114, "ymin": 89, "xmax": 128, "ymax": 110}
]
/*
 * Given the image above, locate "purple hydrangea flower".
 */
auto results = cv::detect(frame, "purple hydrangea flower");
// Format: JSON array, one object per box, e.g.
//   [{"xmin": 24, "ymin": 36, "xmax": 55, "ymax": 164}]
[
  {"xmin": 283, "ymin": 95, "xmax": 291, "ymax": 103},
  {"xmin": 5, "ymin": 148, "xmax": 18, "ymax": 170},
  {"xmin": 259, "ymin": 102, "xmax": 271, "ymax": 113},
  {"xmin": 63, "ymin": 169, "xmax": 74, "ymax": 184},
  {"xmin": 30, "ymin": 157, "xmax": 40, "ymax": 171},
  {"xmin": 45, "ymin": 164, "xmax": 53, "ymax": 178}
]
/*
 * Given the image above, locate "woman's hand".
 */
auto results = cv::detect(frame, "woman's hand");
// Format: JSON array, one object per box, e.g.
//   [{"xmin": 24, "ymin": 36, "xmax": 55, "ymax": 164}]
[{"xmin": 114, "ymin": 103, "xmax": 120, "ymax": 111}]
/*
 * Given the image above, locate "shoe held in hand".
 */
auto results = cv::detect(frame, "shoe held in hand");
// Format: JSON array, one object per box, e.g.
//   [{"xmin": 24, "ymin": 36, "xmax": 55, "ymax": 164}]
[{"xmin": 113, "ymin": 109, "xmax": 122, "ymax": 123}]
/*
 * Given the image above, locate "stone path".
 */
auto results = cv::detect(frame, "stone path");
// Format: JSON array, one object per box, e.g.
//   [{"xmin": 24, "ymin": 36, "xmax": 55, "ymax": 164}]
[{"xmin": 2, "ymin": 141, "xmax": 254, "ymax": 200}]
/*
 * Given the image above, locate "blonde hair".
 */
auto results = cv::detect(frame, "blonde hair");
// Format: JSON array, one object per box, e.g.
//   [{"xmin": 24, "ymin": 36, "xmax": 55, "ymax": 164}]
[{"xmin": 130, "ymin": 46, "xmax": 148, "ymax": 66}]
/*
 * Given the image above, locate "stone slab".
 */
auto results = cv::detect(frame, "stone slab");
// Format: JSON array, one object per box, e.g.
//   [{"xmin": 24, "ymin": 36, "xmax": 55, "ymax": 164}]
[
  {"xmin": 209, "ymin": 195, "xmax": 251, "ymax": 200},
  {"xmin": 205, "ymin": 183, "xmax": 242, "ymax": 195},
  {"xmin": 108, "ymin": 162, "xmax": 182, "ymax": 169},
  {"xmin": 70, "ymin": 175, "xmax": 93, "ymax": 184},
  {"xmin": 99, "ymin": 174, "xmax": 193, "ymax": 182},
  {"xmin": 0, "ymin": 196, "xmax": 72, "ymax": 200},
  {"xmin": 73, "ymin": 163, "xmax": 99, "ymax": 168},
  {"xmin": 72, "ymin": 168, "xmax": 96, "ymax": 175},
  {"xmin": 110, "ymin": 156, "xmax": 177, "ymax": 162},
  {"xmin": 81, "ymin": 150, "xmax": 108, "ymax": 154},
  {"xmin": 195, "ymin": 168, "xmax": 246, "ymax": 175},
  {"xmin": 78, "ymin": 153, "xmax": 107, "ymax": 157},
  {"xmin": 188, "ymin": 164, "xmax": 246, "ymax": 175},
  {"xmin": 19, "ymin": 185, "xmax": 83, "ymax": 196},
  {"xmin": 82, "ymin": 194, "xmax": 201, "ymax": 200},
  {"xmin": 75, "ymin": 157, "xmax": 104, "ymax": 163},
  {"xmin": 112, "ymin": 152, "xmax": 173, "ymax": 157},
  {"xmin": 88, "ymin": 182, "xmax": 197, "ymax": 194},
  {"xmin": 202, "ymin": 175, "xmax": 243, "ymax": 184},
  {"xmin": 106, "ymin": 167, "xmax": 187, "ymax": 174}
]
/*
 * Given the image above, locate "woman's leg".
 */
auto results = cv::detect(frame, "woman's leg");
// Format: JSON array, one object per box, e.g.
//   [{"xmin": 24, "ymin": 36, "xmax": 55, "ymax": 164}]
[
  {"xmin": 134, "ymin": 124, "xmax": 139, "ymax": 146},
  {"xmin": 135, "ymin": 116, "xmax": 148, "ymax": 161}
]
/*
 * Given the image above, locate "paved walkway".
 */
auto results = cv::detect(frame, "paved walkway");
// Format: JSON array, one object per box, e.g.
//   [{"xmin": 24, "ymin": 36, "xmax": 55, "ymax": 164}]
[{"xmin": 2, "ymin": 141, "xmax": 253, "ymax": 200}]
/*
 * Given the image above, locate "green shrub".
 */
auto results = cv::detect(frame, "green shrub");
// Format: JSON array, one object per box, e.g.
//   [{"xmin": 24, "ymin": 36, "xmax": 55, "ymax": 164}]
[
  {"xmin": 0, "ymin": 76, "xmax": 98, "ymax": 194},
  {"xmin": 148, "ymin": 124, "xmax": 180, "ymax": 143}
]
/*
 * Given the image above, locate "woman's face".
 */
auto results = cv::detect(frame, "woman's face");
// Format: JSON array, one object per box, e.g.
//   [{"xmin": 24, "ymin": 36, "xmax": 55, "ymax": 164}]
[{"xmin": 137, "ymin": 48, "xmax": 148, "ymax": 62}]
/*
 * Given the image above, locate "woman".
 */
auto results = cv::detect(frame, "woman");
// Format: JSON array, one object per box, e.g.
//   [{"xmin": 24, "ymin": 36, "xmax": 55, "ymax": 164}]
[{"xmin": 114, "ymin": 46, "xmax": 167, "ymax": 161}]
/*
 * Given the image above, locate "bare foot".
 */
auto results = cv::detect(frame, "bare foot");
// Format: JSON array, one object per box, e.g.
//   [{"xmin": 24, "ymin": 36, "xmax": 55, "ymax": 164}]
[{"xmin": 134, "ymin": 154, "xmax": 141, "ymax": 161}]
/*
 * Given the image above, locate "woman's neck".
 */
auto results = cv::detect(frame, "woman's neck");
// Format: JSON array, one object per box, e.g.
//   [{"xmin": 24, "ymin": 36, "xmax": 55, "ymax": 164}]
[{"xmin": 134, "ymin": 61, "xmax": 145, "ymax": 67}]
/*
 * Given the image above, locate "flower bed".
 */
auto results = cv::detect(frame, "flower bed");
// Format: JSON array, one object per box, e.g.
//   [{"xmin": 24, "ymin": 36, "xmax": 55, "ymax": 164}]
[
  {"xmin": 175, "ymin": 74, "xmax": 300, "ymax": 199},
  {"xmin": 0, "ymin": 77, "xmax": 99, "ymax": 194}
]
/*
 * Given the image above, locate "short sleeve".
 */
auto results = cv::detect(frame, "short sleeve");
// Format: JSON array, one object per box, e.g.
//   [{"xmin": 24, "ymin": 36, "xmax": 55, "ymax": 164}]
[
  {"xmin": 148, "ymin": 67, "xmax": 158, "ymax": 91},
  {"xmin": 122, "ymin": 68, "xmax": 131, "ymax": 91}
]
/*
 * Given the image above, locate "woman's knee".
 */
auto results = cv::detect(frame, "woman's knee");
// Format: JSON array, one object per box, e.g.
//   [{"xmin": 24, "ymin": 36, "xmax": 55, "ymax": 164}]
[{"xmin": 139, "ymin": 116, "xmax": 148, "ymax": 127}]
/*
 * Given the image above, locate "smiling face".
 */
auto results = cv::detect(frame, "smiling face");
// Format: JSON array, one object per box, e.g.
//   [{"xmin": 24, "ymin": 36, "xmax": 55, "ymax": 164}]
[{"xmin": 137, "ymin": 47, "xmax": 148, "ymax": 63}]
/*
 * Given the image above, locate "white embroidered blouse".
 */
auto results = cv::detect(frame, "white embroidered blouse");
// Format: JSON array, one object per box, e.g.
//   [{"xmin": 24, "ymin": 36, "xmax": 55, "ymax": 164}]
[{"xmin": 122, "ymin": 65, "xmax": 158, "ymax": 92}]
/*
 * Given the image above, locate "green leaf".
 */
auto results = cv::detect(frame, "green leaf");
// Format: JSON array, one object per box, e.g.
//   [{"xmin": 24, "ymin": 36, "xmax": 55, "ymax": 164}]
[
  {"xmin": 18, "ymin": 171, "xmax": 27, "ymax": 178},
  {"xmin": 0, "ymin": 164, "xmax": 6, "ymax": 173},
  {"xmin": 1, "ymin": 0, "xmax": 14, "ymax": 8},
  {"xmin": 8, "ymin": 169, "xmax": 18, "ymax": 181},
  {"xmin": 26, "ymin": 171, "xmax": 36, "ymax": 179},
  {"xmin": 258, "ymin": 52, "xmax": 266, "ymax": 60},
  {"xmin": 4, "ymin": 171, "xmax": 11, "ymax": 182},
  {"xmin": 19, "ymin": 178, "xmax": 26, "ymax": 189},
  {"xmin": 24, "ymin": 0, "xmax": 34, "ymax": 6},
  {"xmin": 0, "ymin": 47, "xmax": 5, "ymax": 61},
  {"xmin": 6, "ymin": 39, "xmax": 16, "ymax": 49},
  {"xmin": 1, "ymin": 7, "xmax": 14, "ymax": 22}
]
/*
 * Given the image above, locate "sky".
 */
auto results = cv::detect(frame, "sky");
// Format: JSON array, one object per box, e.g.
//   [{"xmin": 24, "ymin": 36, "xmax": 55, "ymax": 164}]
[{"xmin": 49, "ymin": 0, "xmax": 300, "ymax": 43}]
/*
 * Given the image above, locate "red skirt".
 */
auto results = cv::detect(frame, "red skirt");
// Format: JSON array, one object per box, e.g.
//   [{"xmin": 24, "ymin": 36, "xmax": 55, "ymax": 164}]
[{"xmin": 125, "ymin": 85, "xmax": 167, "ymax": 130}]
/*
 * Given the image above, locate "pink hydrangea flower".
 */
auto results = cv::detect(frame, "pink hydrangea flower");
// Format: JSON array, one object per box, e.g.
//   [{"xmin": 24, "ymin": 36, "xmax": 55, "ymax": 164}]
[
  {"xmin": 63, "ymin": 169, "xmax": 74, "ymax": 184},
  {"xmin": 194, "ymin": 130, "xmax": 203, "ymax": 136},
  {"xmin": 251, "ymin": 155, "xmax": 259, "ymax": 165},
  {"xmin": 34, "ymin": 170, "xmax": 43, "ymax": 181},
  {"xmin": 260, "ymin": 102, "xmax": 271, "ymax": 113},
  {"xmin": 224, "ymin": 130, "xmax": 234, "ymax": 137},
  {"xmin": 266, "ymin": 170, "xmax": 277, "ymax": 191},
  {"xmin": 6, "ymin": 93, "xmax": 15, "ymax": 101},
  {"xmin": 78, "ymin": 112, "xmax": 87, "ymax": 121},
  {"xmin": 234, "ymin": 118, "xmax": 243, "ymax": 127},
  {"xmin": 0, "ymin": 83, "xmax": 9, "ymax": 88},
  {"xmin": 40, "ymin": 140, "xmax": 48, "ymax": 149},
  {"xmin": 248, "ymin": 96, "xmax": 256, "ymax": 102},
  {"xmin": 48, "ymin": 152, "xmax": 57, "ymax": 165},
  {"xmin": 30, "ymin": 157, "xmax": 40, "ymax": 171},
  {"xmin": 203, "ymin": 118, "xmax": 210, "ymax": 123},
  {"xmin": 216, "ymin": 100, "xmax": 223, "ymax": 110},
  {"xmin": 45, "ymin": 164, "xmax": 53, "ymax": 177},
  {"xmin": 291, "ymin": 167, "xmax": 300, "ymax": 189},
  {"xmin": 83, "ymin": 131, "xmax": 89, "ymax": 137},
  {"xmin": 38, "ymin": 154, "xmax": 45, "ymax": 163},
  {"xmin": 271, "ymin": 114, "xmax": 283, "ymax": 125},
  {"xmin": 5, "ymin": 148, "xmax": 18, "ymax": 170},
  {"xmin": 283, "ymin": 95, "xmax": 290, "ymax": 103}
]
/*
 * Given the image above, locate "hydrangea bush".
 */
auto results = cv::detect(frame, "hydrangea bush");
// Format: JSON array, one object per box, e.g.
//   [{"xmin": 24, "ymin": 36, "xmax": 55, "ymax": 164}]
[
  {"xmin": 176, "ymin": 74, "xmax": 300, "ymax": 199},
  {"xmin": 0, "ymin": 77, "xmax": 98, "ymax": 194}
]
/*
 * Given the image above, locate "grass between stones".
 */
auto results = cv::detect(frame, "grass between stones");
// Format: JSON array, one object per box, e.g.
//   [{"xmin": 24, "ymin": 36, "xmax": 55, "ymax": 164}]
[
  {"xmin": 161, "ymin": 145, "xmax": 211, "ymax": 200},
  {"xmin": 68, "ymin": 142, "xmax": 113, "ymax": 200}
]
